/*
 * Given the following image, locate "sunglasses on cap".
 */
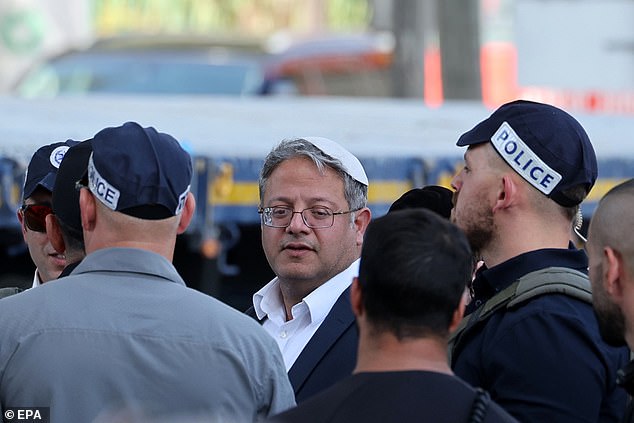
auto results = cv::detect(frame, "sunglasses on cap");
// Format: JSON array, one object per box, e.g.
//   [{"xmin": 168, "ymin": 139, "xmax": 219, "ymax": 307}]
[{"xmin": 20, "ymin": 203, "xmax": 53, "ymax": 233}]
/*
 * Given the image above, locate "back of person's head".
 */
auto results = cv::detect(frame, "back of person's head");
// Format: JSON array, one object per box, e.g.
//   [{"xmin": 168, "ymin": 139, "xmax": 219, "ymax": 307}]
[
  {"xmin": 358, "ymin": 209, "xmax": 473, "ymax": 340},
  {"xmin": 457, "ymin": 100, "xmax": 597, "ymax": 220},
  {"xmin": 52, "ymin": 139, "xmax": 92, "ymax": 255},
  {"xmin": 85, "ymin": 121, "xmax": 192, "ymax": 221},
  {"xmin": 76, "ymin": 122, "xmax": 194, "ymax": 255},
  {"xmin": 589, "ymin": 178, "xmax": 634, "ymax": 265},
  {"xmin": 586, "ymin": 179, "xmax": 634, "ymax": 348},
  {"xmin": 388, "ymin": 185, "xmax": 453, "ymax": 218},
  {"xmin": 259, "ymin": 137, "xmax": 368, "ymax": 211}
]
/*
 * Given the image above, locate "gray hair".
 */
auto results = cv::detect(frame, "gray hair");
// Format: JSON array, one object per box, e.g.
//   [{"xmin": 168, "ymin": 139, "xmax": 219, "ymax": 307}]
[{"xmin": 259, "ymin": 138, "xmax": 368, "ymax": 212}]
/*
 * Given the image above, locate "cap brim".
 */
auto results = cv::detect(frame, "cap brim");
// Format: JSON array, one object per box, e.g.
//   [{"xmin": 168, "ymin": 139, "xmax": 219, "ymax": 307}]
[{"xmin": 457, "ymin": 126, "xmax": 493, "ymax": 147}]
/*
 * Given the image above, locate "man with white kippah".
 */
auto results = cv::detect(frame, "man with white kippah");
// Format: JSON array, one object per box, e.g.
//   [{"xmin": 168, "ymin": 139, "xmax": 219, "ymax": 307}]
[
  {"xmin": 0, "ymin": 122, "xmax": 295, "ymax": 422},
  {"xmin": 448, "ymin": 100, "xmax": 629, "ymax": 422},
  {"xmin": 248, "ymin": 137, "xmax": 372, "ymax": 403}
]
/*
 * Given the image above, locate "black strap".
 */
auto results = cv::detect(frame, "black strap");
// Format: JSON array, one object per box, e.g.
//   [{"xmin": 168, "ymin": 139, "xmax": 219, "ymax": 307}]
[{"xmin": 467, "ymin": 388, "xmax": 490, "ymax": 423}]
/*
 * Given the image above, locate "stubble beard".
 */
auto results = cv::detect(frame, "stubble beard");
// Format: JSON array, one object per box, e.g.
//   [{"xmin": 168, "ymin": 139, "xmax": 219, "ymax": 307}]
[
  {"xmin": 592, "ymin": 274, "xmax": 627, "ymax": 347},
  {"xmin": 453, "ymin": 200, "xmax": 495, "ymax": 259}
]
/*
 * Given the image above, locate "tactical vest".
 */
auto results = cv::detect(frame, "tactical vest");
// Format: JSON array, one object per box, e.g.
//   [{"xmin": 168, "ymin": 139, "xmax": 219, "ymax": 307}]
[{"xmin": 448, "ymin": 266, "xmax": 592, "ymax": 364}]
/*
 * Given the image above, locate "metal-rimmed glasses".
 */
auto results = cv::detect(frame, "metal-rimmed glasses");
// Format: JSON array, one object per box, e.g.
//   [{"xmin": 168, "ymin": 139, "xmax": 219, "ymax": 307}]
[{"xmin": 258, "ymin": 206, "xmax": 360, "ymax": 229}]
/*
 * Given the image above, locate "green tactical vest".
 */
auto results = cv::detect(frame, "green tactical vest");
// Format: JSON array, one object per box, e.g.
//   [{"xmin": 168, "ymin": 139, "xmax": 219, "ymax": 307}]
[{"xmin": 448, "ymin": 266, "xmax": 592, "ymax": 364}]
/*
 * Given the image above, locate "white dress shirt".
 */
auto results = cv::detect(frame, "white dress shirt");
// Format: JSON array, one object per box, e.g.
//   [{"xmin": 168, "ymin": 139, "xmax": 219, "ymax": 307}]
[
  {"xmin": 252, "ymin": 259, "xmax": 359, "ymax": 370},
  {"xmin": 31, "ymin": 270, "xmax": 42, "ymax": 288}
]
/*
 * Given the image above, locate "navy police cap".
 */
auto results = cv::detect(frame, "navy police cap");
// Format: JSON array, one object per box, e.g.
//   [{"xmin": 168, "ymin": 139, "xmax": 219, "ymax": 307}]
[
  {"xmin": 457, "ymin": 100, "xmax": 597, "ymax": 207},
  {"xmin": 87, "ymin": 122, "xmax": 192, "ymax": 219},
  {"xmin": 23, "ymin": 140, "xmax": 80, "ymax": 201}
]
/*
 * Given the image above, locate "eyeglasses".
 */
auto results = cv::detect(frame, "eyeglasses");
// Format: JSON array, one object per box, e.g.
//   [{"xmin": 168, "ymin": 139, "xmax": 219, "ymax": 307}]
[
  {"xmin": 258, "ymin": 206, "xmax": 360, "ymax": 229},
  {"xmin": 20, "ymin": 203, "xmax": 53, "ymax": 233}
]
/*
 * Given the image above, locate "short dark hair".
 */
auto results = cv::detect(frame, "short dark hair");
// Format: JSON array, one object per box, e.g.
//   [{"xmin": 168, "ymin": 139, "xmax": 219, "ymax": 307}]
[{"xmin": 358, "ymin": 209, "xmax": 473, "ymax": 340}]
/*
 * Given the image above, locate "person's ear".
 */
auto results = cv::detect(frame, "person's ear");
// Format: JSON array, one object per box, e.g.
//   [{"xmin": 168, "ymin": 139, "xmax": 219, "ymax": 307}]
[
  {"xmin": 79, "ymin": 189, "xmax": 97, "ymax": 232},
  {"xmin": 351, "ymin": 277, "xmax": 364, "ymax": 318},
  {"xmin": 354, "ymin": 208, "xmax": 372, "ymax": 246},
  {"xmin": 176, "ymin": 193, "xmax": 196, "ymax": 235},
  {"xmin": 45, "ymin": 214, "xmax": 66, "ymax": 254},
  {"xmin": 603, "ymin": 246, "xmax": 625, "ymax": 303},
  {"xmin": 492, "ymin": 173, "xmax": 518, "ymax": 213}
]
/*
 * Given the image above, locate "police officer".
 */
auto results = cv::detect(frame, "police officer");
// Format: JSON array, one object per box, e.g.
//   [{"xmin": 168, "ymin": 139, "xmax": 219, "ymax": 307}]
[
  {"xmin": 449, "ymin": 100, "xmax": 629, "ymax": 422},
  {"xmin": 17, "ymin": 140, "xmax": 78, "ymax": 287}
]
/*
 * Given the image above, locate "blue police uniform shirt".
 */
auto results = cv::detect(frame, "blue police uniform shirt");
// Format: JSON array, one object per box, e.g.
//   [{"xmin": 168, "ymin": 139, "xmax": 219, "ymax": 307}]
[{"xmin": 453, "ymin": 246, "xmax": 629, "ymax": 423}]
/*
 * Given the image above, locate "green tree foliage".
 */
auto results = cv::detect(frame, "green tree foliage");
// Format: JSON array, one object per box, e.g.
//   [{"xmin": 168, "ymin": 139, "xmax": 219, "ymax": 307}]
[{"xmin": 93, "ymin": 0, "xmax": 370, "ymax": 36}]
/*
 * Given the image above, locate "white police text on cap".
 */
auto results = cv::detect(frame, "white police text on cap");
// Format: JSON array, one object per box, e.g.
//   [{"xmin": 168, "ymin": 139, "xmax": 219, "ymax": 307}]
[
  {"xmin": 87, "ymin": 154, "xmax": 120, "ymax": 211},
  {"xmin": 490, "ymin": 122, "xmax": 562, "ymax": 195}
]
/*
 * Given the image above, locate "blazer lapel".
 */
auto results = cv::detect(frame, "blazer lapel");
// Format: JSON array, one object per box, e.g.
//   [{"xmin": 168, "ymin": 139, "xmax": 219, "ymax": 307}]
[{"xmin": 287, "ymin": 287, "xmax": 355, "ymax": 393}]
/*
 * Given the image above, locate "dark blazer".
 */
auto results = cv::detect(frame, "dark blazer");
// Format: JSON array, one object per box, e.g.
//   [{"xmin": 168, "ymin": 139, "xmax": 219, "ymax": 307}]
[{"xmin": 246, "ymin": 287, "xmax": 358, "ymax": 403}]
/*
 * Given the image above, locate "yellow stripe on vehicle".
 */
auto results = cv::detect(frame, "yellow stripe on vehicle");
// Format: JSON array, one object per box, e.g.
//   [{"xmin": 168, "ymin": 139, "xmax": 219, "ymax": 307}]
[
  {"xmin": 586, "ymin": 178, "xmax": 630, "ymax": 202},
  {"xmin": 209, "ymin": 181, "xmax": 414, "ymax": 206}
]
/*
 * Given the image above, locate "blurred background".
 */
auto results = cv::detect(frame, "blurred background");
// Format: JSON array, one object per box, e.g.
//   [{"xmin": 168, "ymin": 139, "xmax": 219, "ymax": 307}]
[
  {"xmin": 2, "ymin": 0, "xmax": 633, "ymax": 111},
  {"xmin": 2, "ymin": 0, "xmax": 634, "ymax": 309}
]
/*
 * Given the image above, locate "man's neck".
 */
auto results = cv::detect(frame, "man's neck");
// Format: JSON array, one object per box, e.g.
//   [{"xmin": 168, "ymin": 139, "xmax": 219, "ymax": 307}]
[
  {"xmin": 482, "ymin": 215, "xmax": 572, "ymax": 268},
  {"xmin": 354, "ymin": 331, "xmax": 452, "ymax": 375}
]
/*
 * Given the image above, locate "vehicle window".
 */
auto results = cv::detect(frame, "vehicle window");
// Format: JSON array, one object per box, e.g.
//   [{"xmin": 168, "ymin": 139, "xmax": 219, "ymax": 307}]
[{"xmin": 16, "ymin": 55, "xmax": 266, "ymax": 96}]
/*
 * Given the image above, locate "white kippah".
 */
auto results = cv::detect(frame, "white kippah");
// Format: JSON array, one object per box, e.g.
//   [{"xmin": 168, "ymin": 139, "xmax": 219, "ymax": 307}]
[{"xmin": 302, "ymin": 136, "xmax": 368, "ymax": 186}]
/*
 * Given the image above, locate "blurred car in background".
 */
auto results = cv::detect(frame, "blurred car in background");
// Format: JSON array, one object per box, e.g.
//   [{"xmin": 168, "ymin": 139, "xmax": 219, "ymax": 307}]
[
  {"xmin": 266, "ymin": 31, "xmax": 394, "ymax": 97},
  {"xmin": 12, "ymin": 32, "xmax": 395, "ymax": 98},
  {"xmin": 13, "ymin": 34, "xmax": 275, "ymax": 97}
]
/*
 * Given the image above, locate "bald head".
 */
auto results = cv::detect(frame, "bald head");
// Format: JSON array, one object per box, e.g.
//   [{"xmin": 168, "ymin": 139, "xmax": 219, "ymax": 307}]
[{"xmin": 589, "ymin": 179, "xmax": 634, "ymax": 272}]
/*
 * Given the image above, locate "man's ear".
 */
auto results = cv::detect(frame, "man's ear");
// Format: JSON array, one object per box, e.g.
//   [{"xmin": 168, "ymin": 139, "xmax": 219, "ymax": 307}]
[
  {"xmin": 603, "ymin": 246, "xmax": 625, "ymax": 302},
  {"xmin": 79, "ymin": 189, "xmax": 97, "ymax": 232},
  {"xmin": 45, "ymin": 214, "xmax": 66, "ymax": 254},
  {"xmin": 354, "ymin": 208, "xmax": 372, "ymax": 246},
  {"xmin": 492, "ymin": 173, "xmax": 518, "ymax": 213},
  {"xmin": 351, "ymin": 277, "xmax": 364, "ymax": 318},
  {"xmin": 176, "ymin": 193, "xmax": 196, "ymax": 235}
]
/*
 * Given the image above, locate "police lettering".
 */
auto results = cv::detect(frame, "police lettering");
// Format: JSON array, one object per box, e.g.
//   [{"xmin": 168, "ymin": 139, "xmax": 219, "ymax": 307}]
[
  {"xmin": 496, "ymin": 133, "xmax": 555, "ymax": 190},
  {"xmin": 87, "ymin": 156, "xmax": 120, "ymax": 210},
  {"xmin": 96, "ymin": 180, "xmax": 117, "ymax": 204},
  {"xmin": 490, "ymin": 121, "xmax": 562, "ymax": 195}
]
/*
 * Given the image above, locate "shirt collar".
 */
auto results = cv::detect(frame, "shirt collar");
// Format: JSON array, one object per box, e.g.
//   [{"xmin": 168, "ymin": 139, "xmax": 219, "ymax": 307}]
[
  {"xmin": 72, "ymin": 248, "xmax": 187, "ymax": 286},
  {"xmin": 31, "ymin": 270, "xmax": 41, "ymax": 288},
  {"xmin": 253, "ymin": 259, "xmax": 359, "ymax": 323}
]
